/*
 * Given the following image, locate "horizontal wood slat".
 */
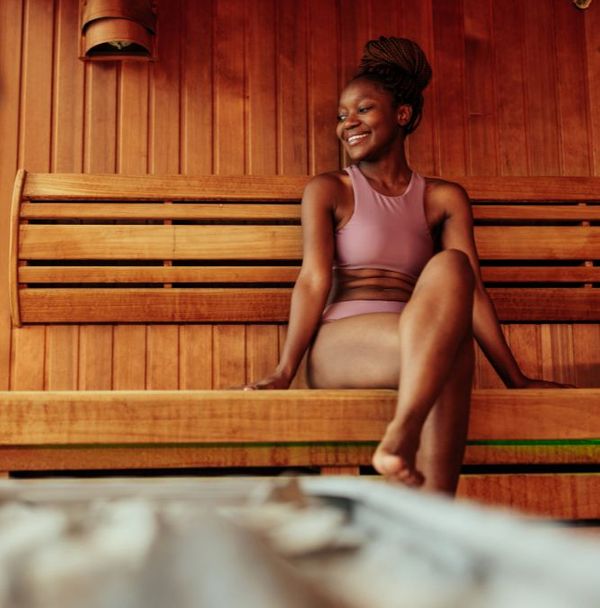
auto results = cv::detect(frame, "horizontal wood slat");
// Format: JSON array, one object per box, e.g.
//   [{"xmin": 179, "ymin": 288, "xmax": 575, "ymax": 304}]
[
  {"xmin": 21, "ymin": 202, "xmax": 302, "ymax": 221},
  {"xmin": 19, "ymin": 225, "xmax": 303, "ymax": 260},
  {"xmin": 457, "ymin": 474, "xmax": 600, "ymax": 519},
  {"xmin": 23, "ymin": 173, "xmax": 309, "ymax": 201},
  {"xmin": 0, "ymin": 389, "xmax": 597, "ymax": 445},
  {"xmin": 17, "ymin": 288, "xmax": 599, "ymax": 322},
  {"xmin": 486, "ymin": 288, "xmax": 600, "ymax": 321},
  {"xmin": 22, "ymin": 173, "xmax": 600, "ymax": 202},
  {"xmin": 473, "ymin": 204, "xmax": 600, "ymax": 222},
  {"xmin": 472, "ymin": 204, "xmax": 600, "ymax": 221},
  {"xmin": 19, "ymin": 225, "xmax": 600, "ymax": 261},
  {"xmin": 17, "ymin": 266, "xmax": 600, "ymax": 285},
  {"xmin": 18, "ymin": 265, "xmax": 301, "ymax": 284},
  {"xmin": 480, "ymin": 266, "xmax": 600, "ymax": 283},
  {"xmin": 19, "ymin": 289, "xmax": 293, "ymax": 323},
  {"xmin": 20, "ymin": 202, "xmax": 600, "ymax": 221},
  {"xmin": 475, "ymin": 226, "xmax": 599, "ymax": 259}
]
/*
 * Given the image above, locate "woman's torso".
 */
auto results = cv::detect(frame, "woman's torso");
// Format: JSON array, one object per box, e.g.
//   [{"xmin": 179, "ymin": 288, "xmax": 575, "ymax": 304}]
[{"xmin": 325, "ymin": 164, "xmax": 440, "ymax": 310}]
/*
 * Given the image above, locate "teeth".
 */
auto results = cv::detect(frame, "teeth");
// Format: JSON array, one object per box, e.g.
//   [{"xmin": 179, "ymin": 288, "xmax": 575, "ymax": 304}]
[{"xmin": 348, "ymin": 133, "xmax": 368, "ymax": 145}]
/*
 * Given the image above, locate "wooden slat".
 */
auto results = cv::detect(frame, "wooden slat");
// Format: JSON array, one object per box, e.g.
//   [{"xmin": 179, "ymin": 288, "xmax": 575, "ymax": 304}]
[
  {"xmin": 18, "ymin": 225, "xmax": 599, "ymax": 262},
  {"xmin": 488, "ymin": 288, "xmax": 600, "ymax": 321},
  {"xmin": 147, "ymin": 326, "xmax": 179, "ymax": 389},
  {"xmin": 17, "ymin": 287, "xmax": 599, "ymax": 324},
  {"xmin": 9, "ymin": 327, "xmax": 45, "ymax": 390},
  {"xmin": 19, "ymin": 202, "xmax": 600, "ymax": 222},
  {"xmin": 179, "ymin": 326, "xmax": 213, "ymax": 389},
  {"xmin": 18, "ymin": 265, "xmax": 300, "ymax": 284},
  {"xmin": 0, "ymin": 388, "xmax": 597, "ymax": 445},
  {"xmin": 22, "ymin": 173, "xmax": 600, "ymax": 203},
  {"xmin": 0, "ymin": 441, "xmax": 597, "ymax": 476},
  {"xmin": 19, "ymin": 288, "xmax": 293, "ymax": 323},
  {"xmin": 213, "ymin": 325, "xmax": 246, "ymax": 389},
  {"xmin": 20, "ymin": 202, "xmax": 301, "ymax": 220},
  {"xmin": 473, "ymin": 204, "xmax": 600, "ymax": 221},
  {"xmin": 9, "ymin": 169, "xmax": 25, "ymax": 327},
  {"xmin": 481, "ymin": 267, "xmax": 600, "ymax": 283},
  {"xmin": 79, "ymin": 325, "xmax": 113, "ymax": 390},
  {"xmin": 112, "ymin": 325, "xmax": 146, "ymax": 389},
  {"xmin": 475, "ymin": 226, "xmax": 599, "ymax": 259},
  {"xmin": 457, "ymin": 474, "xmax": 600, "ymax": 519},
  {"xmin": 464, "ymin": 443, "xmax": 600, "ymax": 466},
  {"xmin": 45, "ymin": 326, "xmax": 79, "ymax": 390},
  {"xmin": 19, "ymin": 225, "xmax": 302, "ymax": 260}
]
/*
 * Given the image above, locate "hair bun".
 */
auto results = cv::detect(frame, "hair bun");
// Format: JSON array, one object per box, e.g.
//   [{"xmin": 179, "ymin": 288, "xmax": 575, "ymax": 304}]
[{"xmin": 359, "ymin": 36, "xmax": 432, "ymax": 92}]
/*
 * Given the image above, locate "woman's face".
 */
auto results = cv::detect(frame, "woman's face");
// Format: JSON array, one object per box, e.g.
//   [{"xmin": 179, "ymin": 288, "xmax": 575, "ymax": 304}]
[{"xmin": 336, "ymin": 78, "xmax": 411, "ymax": 162}]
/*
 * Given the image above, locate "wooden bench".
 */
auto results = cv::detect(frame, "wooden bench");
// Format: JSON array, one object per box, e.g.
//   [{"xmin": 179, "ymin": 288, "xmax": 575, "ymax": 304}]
[{"xmin": 3, "ymin": 170, "xmax": 600, "ymax": 520}]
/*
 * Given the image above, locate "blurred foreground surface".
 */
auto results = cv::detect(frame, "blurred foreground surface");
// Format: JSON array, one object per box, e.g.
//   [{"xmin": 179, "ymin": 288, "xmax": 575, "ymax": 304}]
[{"xmin": 0, "ymin": 476, "xmax": 599, "ymax": 608}]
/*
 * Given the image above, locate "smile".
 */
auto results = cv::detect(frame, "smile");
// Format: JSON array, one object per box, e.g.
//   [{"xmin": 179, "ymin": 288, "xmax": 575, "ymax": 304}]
[{"xmin": 347, "ymin": 133, "xmax": 369, "ymax": 146}]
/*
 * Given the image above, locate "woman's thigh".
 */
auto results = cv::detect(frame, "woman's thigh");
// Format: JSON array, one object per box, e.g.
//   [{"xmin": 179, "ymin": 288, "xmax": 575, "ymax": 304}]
[{"xmin": 307, "ymin": 312, "xmax": 402, "ymax": 389}]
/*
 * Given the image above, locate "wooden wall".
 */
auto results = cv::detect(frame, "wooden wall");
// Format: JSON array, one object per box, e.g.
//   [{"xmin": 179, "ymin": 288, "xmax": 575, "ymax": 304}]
[{"xmin": 1, "ymin": 0, "xmax": 599, "ymax": 391}]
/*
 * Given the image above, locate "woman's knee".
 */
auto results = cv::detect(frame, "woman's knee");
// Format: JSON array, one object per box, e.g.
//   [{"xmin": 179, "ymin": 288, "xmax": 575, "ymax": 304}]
[{"xmin": 425, "ymin": 249, "xmax": 474, "ymax": 290}]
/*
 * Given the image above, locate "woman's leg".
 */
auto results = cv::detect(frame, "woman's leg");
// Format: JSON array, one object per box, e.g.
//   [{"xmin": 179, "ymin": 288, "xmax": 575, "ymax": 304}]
[
  {"xmin": 308, "ymin": 249, "xmax": 475, "ymax": 493},
  {"xmin": 372, "ymin": 249, "xmax": 474, "ymax": 488}
]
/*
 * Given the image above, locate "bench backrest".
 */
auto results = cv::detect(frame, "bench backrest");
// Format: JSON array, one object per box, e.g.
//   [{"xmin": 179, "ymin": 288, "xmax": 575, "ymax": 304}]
[{"xmin": 10, "ymin": 171, "xmax": 599, "ymax": 326}]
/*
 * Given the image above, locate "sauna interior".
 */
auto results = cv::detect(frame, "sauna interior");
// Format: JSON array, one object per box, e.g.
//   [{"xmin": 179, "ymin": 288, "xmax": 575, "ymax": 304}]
[{"xmin": 0, "ymin": 0, "xmax": 599, "ymax": 523}]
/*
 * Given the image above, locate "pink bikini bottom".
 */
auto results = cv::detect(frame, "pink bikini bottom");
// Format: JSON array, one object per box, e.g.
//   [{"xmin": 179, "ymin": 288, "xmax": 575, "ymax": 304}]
[{"xmin": 322, "ymin": 299, "xmax": 407, "ymax": 322}]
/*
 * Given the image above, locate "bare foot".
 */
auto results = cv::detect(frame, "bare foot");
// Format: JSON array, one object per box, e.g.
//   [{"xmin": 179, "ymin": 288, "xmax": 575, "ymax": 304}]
[{"xmin": 372, "ymin": 420, "xmax": 425, "ymax": 487}]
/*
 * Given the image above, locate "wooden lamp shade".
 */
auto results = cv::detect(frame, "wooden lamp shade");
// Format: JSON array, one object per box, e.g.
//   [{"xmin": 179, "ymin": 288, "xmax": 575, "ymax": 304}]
[{"xmin": 80, "ymin": 0, "xmax": 157, "ymax": 61}]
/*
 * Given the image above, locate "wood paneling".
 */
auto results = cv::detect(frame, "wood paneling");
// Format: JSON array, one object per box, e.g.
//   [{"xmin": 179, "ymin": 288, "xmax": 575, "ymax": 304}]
[{"xmin": 1, "ymin": 0, "xmax": 600, "ymax": 391}]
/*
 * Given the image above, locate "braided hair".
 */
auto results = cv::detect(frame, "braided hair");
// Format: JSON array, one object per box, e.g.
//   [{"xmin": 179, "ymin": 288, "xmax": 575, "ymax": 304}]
[{"xmin": 354, "ymin": 36, "xmax": 432, "ymax": 134}]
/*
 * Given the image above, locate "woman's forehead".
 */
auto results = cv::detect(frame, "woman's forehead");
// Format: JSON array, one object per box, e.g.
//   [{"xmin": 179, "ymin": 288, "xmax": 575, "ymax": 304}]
[{"xmin": 338, "ymin": 78, "xmax": 388, "ymax": 106}]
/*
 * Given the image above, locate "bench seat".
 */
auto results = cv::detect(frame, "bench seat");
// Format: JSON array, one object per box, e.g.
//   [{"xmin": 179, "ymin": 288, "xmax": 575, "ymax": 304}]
[{"xmin": 4, "ymin": 170, "xmax": 600, "ymax": 520}]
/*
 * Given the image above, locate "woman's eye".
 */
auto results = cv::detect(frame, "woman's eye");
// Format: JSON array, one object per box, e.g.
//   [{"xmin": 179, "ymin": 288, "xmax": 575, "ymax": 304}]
[
  {"xmin": 337, "ymin": 114, "xmax": 347, "ymax": 122},
  {"xmin": 358, "ymin": 106, "xmax": 372, "ymax": 113}
]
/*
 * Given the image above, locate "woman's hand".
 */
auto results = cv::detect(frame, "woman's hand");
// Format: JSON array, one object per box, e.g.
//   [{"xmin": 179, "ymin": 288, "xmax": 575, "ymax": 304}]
[{"xmin": 243, "ymin": 370, "xmax": 292, "ymax": 391}]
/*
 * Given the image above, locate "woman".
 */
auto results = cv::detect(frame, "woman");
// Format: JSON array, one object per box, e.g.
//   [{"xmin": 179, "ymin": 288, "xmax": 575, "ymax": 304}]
[{"xmin": 244, "ymin": 37, "xmax": 565, "ymax": 494}]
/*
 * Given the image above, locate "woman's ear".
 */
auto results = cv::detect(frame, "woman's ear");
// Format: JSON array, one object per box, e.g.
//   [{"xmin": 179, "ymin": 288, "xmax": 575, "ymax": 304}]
[{"xmin": 397, "ymin": 104, "xmax": 413, "ymax": 128}]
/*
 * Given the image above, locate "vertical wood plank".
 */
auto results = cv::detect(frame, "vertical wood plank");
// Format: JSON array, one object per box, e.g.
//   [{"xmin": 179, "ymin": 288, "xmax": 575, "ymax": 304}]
[
  {"xmin": 181, "ymin": 0, "xmax": 214, "ymax": 174},
  {"xmin": 307, "ymin": 0, "xmax": 339, "ymax": 175},
  {"xmin": 246, "ymin": 325, "xmax": 279, "ymax": 384},
  {"xmin": 277, "ymin": 0, "xmax": 308, "ymax": 175},
  {"xmin": 402, "ymin": 0, "xmax": 437, "ymax": 175},
  {"xmin": 586, "ymin": 5, "xmax": 600, "ymax": 176},
  {"xmin": 149, "ymin": 0, "xmax": 181, "ymax": 174},
  {"xmin": 113, "ymin": 326, "xmax": 146, "ymax": 389},
  {"xmin": 53, "ymin": 0, "xmax": 84, "ymax": 172},
  {"xmin": 338, "ymin": 0, "xmax": 369, "ymax": 87},
  {"xmin": 84, "ymin": 63, "xmax": 118, "ymax": 173},
  {"xmin": 119, "ymin": 62, "xmax": 149, "ymax": 174},
  {"xmin": 0, "ymin": 0, "xmax": 23, "ymax": 389},
  {"xmin": 540, "ymin": 324, "xmax": 576, "ymax": 386},
  {"xmin": 572, "ymin": 324, "xmax": 600, "ymax": 388},
  {"xmin": 213, "ymin": 325, "xmax": 246, "ymax": 388},
  {"xmin": 463, "ymin": 0, "xmax": 498, "ymax": 175},
  {"xmin": 246, "ymin": 0, "xmax": 277, "ymax": 175},
  {"xmin": 506, "ymin": 325, "xmax": 542, "ymax": 381},
  {"xmin": 553, "ymin": 0, "xmax": 591, "ymax": 176},
  {"xmin": 10, "ymin": 327, "xmax": 45, "ymax": 390},
  {"xmin": 522, "ymin": 1, "xmax": 561, "ymax": 175},
  {"xmin": 214, "ymin": 0, "xmax": 245, "ymax": 174},
  {"xmin": 491, "ymin": 0, "xmax": 529, "ymax": 175},
  {"xmin": 431, "ymin": 0, "xmax": 467, "ymax": 176},
  {"xmin": 369, "ymin": 0, "xmax": 399, "ymax": 38},
  {"xmin": 78, "ymin": 326, "xmax": 113, "ymax": 390},
  {"xmin": 19, "ymin": 0, "xmax": 54, "ymax": 172},
  {"xmin": 180, "ymin": 325, "xmax": 213, "ymax": 389},
  {"xmin": 146, "ymin": 326, "xmax": 179, "ymax": 389},
  {"xmin": 45, "ymin": 326, "xmax": 79, "ymax": 390}
]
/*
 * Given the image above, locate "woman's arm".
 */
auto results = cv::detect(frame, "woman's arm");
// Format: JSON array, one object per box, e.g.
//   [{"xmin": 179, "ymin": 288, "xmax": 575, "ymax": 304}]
[
  {"xmin": 434, "ymin": 181, "xmax": 569, "ymax": 388},
  {"xmin": 244, "ymin": 174, "xmax": 337, "ymax": 389}
]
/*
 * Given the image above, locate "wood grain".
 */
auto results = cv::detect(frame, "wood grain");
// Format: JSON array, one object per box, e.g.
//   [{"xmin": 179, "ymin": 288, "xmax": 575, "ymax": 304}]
[
  {"xmin": 0, "ymin": 389, "xmax": 598, "ymax": 445},
  {"xmin": 457, "ymin": 474, "xmax": 600, "ymax": 519},
  {"xmin": 113, "ymin": 325, "xmax": 146, "ymax": 389}
]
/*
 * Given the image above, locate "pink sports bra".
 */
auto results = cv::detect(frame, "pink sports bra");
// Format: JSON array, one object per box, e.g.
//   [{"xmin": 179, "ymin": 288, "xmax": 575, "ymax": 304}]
[{"xmin": 334, "ymin": 164, "xmax": 434, "ymax": 279}]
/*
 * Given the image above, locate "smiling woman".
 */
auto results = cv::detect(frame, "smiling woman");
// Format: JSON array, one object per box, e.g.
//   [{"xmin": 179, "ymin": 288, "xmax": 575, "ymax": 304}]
[{"xmin": 244, "ymin": 37, "xmax": 569, "ymax": 495}]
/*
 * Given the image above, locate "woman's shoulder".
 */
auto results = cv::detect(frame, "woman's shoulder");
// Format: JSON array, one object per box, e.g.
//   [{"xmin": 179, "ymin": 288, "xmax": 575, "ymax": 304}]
[
  {"xmin": 423, "ymin": 175, "xmax": 470, "ymax": 209},
  {"xmin": 302, "ymin": 170, "xmax": 351, "ymax": 202}
]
